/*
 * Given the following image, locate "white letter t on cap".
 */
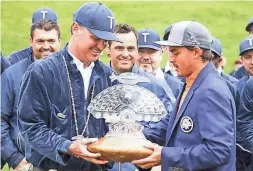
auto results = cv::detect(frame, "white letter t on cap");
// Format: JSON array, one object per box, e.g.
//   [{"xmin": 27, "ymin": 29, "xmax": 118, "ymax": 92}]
[
  {"xmin": 248, "ymin": 38, "xmax": 253, "ymax": 46},
  {"xmin": 142, "ymin": 33, "xmax": 150, "ymax": 43},
  {"xmin": 107, "ymin": 16, "xmax": 114, "ymax": 29},
  {"xmin": 41, "ymin": 10, "xmax": 48, "ymax": 19}
]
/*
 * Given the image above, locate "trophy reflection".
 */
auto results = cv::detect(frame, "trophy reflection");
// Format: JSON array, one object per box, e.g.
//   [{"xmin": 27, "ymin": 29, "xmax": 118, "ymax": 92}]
[{"xmin": 87, "ymin": 72, "xmax": 167, "ymax": 163}]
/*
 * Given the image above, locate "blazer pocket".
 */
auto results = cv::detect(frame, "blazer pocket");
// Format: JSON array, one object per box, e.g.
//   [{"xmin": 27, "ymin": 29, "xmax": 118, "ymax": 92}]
[{"xmin": 50, "ymin": 104, "xmax": 72, "ymax": 135}]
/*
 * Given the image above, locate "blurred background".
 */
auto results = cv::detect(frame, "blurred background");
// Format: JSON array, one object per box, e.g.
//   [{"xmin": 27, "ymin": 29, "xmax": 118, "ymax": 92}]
[{"xmin": 2, "ymin": 1, "xmax": 253, "ymax": 74}]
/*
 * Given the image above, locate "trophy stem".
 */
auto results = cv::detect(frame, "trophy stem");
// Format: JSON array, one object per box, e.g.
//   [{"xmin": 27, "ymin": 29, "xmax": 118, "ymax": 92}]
[{"xmin": 118, "ymin": 162, "xmax": 121, "ymax": 171}]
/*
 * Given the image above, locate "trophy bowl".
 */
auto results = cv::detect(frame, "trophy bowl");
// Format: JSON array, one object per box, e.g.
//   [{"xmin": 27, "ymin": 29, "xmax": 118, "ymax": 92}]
[
  {"xmin": 87, "ymin": 137, "xmax": 153, "ymax": 162},
  {"xmin": 86, "ymin": 73, "xmax": 173, "ymax": 163}
]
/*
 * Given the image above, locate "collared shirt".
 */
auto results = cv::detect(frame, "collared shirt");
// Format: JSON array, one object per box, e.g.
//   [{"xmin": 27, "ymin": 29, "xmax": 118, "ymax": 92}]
[
  {"xmin": 154, "ymin": 68, "xmax": 165, "ymax": 80},
  {"xmin": 164, "ymin": 62, "xmax": 178, "ymax": 77},
  {"xmin": 68, "ymin": 51, "xmax": 94, "ymax": 99},
  {"xmin": 178, "ymin": 64, "xmax": 207, "ymax": 111},
  {"xmin": 217, "ymin": 66, "xmax": 222, "ymax": 75}
]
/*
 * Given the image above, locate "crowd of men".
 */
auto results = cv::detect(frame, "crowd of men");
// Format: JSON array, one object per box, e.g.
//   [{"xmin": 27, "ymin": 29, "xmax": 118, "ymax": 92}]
[{"xmin": 1, "ymin": 2, "xmax": 253, "ymax": 171}]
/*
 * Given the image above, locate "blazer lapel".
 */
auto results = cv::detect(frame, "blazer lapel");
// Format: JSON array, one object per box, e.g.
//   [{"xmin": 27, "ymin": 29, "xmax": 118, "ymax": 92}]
[
  {"xmin": 165, "ymin": 62, "xmax": 216, "ymax": 145},
  {"xmin": 166, "ymin": 87, "xmax": 194, "ymax": 144},
  {"xmin": 165, "ymin": 83, "xmax": 186, "ymax": 142}
]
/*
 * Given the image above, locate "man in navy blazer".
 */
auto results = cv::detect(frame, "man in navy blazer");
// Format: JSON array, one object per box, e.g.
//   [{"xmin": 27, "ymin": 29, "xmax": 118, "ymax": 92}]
[
  {"xmin": 237, "ymin": 78, "xmax": 253, "ymax": 171},
  {"xmin": 211, "ymin": 37, "xmax": 238, "ymax": 85},
  {"xmin": 133, "ymin": 21, "xmax": 236, "ymax": 171}
]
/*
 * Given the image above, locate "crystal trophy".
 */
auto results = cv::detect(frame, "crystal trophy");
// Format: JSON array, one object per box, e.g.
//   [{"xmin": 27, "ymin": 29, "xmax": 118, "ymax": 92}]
[{"xmin": 87, "ymin": 72, "xmax": 168, "ymax": 162}]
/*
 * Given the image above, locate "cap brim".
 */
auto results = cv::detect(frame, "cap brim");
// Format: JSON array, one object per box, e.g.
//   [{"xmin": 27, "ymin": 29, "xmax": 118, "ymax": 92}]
[
  {"xmin": 88, "ymin": 28, "xmax": 122, "ymax": 42},
  {"xmin": 211, "ymin": 49, "xmax": 221, "ymax": 57},
  {"xmin": 240, "ymin": 47, "xmax": 253, "ymax": 55},
  {"xmin": 138, "ymin": 45, "xmax": 161, "ymax": 50},
  {"xmin": 154, "ymin": 40, "xmax": 183, "ymax": 46}
]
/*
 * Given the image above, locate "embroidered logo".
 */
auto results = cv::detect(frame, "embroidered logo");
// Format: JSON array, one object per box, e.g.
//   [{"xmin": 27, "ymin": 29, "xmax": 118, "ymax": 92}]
[
  {"xmin": 180, "ymin": 116, "xmax": 193, "ymax": 133},
  {"xmin": 142, "ymin": 32, "xmax": 150, "ymax": 43}
]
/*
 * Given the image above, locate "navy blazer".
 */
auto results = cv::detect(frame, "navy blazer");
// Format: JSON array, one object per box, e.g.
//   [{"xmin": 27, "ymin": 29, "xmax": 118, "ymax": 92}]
[
  {"xmin": 237, "ymin": 77, "xmax": 253, "ymax": 152},
  {"xmin": 164, "ymin": 73, "xmax": 183, "ymax": 98},
  {"xmin": 1, "ymin": 55, "xmax": 10, "ymax": 74},
  {"xmin": 1, "ymin": 56, "xmax": 34, "ymax": 168},
  {"xmin": 7, "ymin": 46, "xmax": 33, "ymax": 65},
  {"xmin": 17, "ymin": 46, "xmax": 115, "ymax": 171},
  {"xmin": 232, "ymin": 66, "xmax": 248, "ymax": 80},
  {"xmin": 144, "ymin": 62, "xmax": 236, "ymax": 171},
  {"xmin": 221, "ymin": 72, "xmax": 238, "ymax": 85}
]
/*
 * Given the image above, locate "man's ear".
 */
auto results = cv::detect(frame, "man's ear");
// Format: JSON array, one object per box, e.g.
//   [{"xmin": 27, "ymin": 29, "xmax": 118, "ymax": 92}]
[
  {"xmin": 193, "ymin": 47, "xmax": 202, "ymax": 60},
  {"xmin": 57, "ymin": 37, "xmax": 62, "ymax": 49},
  {"xmin": 29, "ymin": 37, "xmax": 33, "ymax": 47},
  {"xmin": 71, "ymin": 22, "xmax": 79, "ymax": 35},
  {"xmin": 239, "ymin": 57, "xmax": 242, "ymax": 62},
  {"xmin": 106, "ymin": 46, "xmax": 111, "ymax": 59}
]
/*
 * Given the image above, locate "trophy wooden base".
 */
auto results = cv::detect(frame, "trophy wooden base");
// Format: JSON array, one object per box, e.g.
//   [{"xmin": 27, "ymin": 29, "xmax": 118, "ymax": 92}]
[{"xmin": 87, "ymin": 137, "xmax": 153, "ymax": 162}]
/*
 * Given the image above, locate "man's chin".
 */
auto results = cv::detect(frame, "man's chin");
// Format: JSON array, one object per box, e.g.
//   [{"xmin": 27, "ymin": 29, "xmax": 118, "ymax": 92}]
[
  {"xmin": 139, "ymin": 65, "xmax": 151, "ymax": 71},
  {"xmin": 41, "ymin": 53, "xmax": 52, "ymax": 58},
  {"xmin": 119, "ymin": 65, "xmax": 133, "ymax": 72}
]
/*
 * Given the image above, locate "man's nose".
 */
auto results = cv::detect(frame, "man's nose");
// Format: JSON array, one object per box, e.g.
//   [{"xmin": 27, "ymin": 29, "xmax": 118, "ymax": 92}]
[
  {"xmin": 97, "ymin": 39, "xmax": 106, "ymax": 50},
  {"xmin": 122, "ymin": 49, "xmax": 129, "ymax": 57}
]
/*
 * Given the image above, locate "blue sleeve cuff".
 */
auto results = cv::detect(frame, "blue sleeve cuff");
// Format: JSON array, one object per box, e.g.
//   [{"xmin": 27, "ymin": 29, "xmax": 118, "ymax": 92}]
[
  {"xmin": 58, "ymin": 139, "xmax": 72, "ymax": 153},
  {"xmin": 9, "ymin": 152, "xmax": 24, "ymax": 169},
  {"xmin": 55, "ymin": 139, "xmax": 72, "ymax": 165}
]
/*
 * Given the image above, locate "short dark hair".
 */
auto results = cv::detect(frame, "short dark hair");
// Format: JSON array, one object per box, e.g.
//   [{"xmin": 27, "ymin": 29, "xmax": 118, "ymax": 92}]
[
  {"xmin": 185, "ymin": 46, "xmax": 213, "ymax": 62},
  {"xmin": 241, "ymin": 49, "xmax": 253, "ymax": 57},
  {"xmin": 234, "ymin": 59, "xmax": 242, "ymax": 65},
  {"xmin": 248, "ymin": 24, "xmax": 253, "ymax": 33},
  {"xmin": 30, "ymin": 19, "xmax": 61, "ymax": 39},
  {"xmin": 108, "ymin": 23, "xmax": 138, "ymax": 48},
  {"xmin": 211, "ymin": 51, "xmax": 220, "ymax": 60}
]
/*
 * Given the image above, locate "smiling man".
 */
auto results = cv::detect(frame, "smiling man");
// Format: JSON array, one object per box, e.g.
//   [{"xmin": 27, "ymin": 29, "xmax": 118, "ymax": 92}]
[
  {"xmin": 16, "ymin": 2, "xmax": 122, "ymax": 171},
  {"xmin": 235, "ymin": 36, "xmax": 253, "ymax": 171},
  {"xmin": 107, "ymin": 24, "xmax": 175, "ymax": 113},
  {"xmin": 7, "ymin": 7, "xmax": 60, "ymax": 65},
  {"xmin": 107, "ymin": 24, "xmax": 139, "ymax": 75},
  {"xmin": 1, "ymin": 12, "xmax": 61, "ymax": 170},
  {"xmin": 133, "ymin": 20, "xmax": 236, "ymax": 171},
  {"xmin": 30, "ymin": 25, "xmax": 60, "ymax": 59},
  {"xmin": 237, "ymin": 36, "xmax": 253, "ymax": 97}
]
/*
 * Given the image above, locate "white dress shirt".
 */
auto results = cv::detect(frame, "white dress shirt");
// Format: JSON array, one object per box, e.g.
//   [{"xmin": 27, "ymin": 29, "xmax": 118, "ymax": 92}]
[
  {"xmin": 68, "ymin": 51, "xmax": 94, "ymax": 99},
  {"xmin": 154, "ymin": 68, "xmax": 165, "ymax": 80}
]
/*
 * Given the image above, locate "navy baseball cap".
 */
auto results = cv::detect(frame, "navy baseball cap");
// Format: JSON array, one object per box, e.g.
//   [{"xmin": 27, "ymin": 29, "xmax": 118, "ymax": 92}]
[
  {"xmin": 138, "ymin": 28, "xmax": 161, "ymax": 50},
  {"xmin": 32, "ymin": 7, "xmax": 58, "ymax": 25},
  {"xmin": 239, "ymin": 36, "xmax": 253, "ymax": 55},
  {"xmin": 163, "ymin": 25, "xmax": 172, "ymax": 40},
  {"xmin": 155, "ymin": 21, "xmax": 212, "ymax": 50},
  {"xmin": 73, "ymin": 2, "xmax": 121, "ymax": 42},
  {"xmin": 245, "ymin": 17, "xmax": 253, "ymax": 32},
  {"xmin": 211, "ymin": 37, "xmax": 222, "ymax": 57}
]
